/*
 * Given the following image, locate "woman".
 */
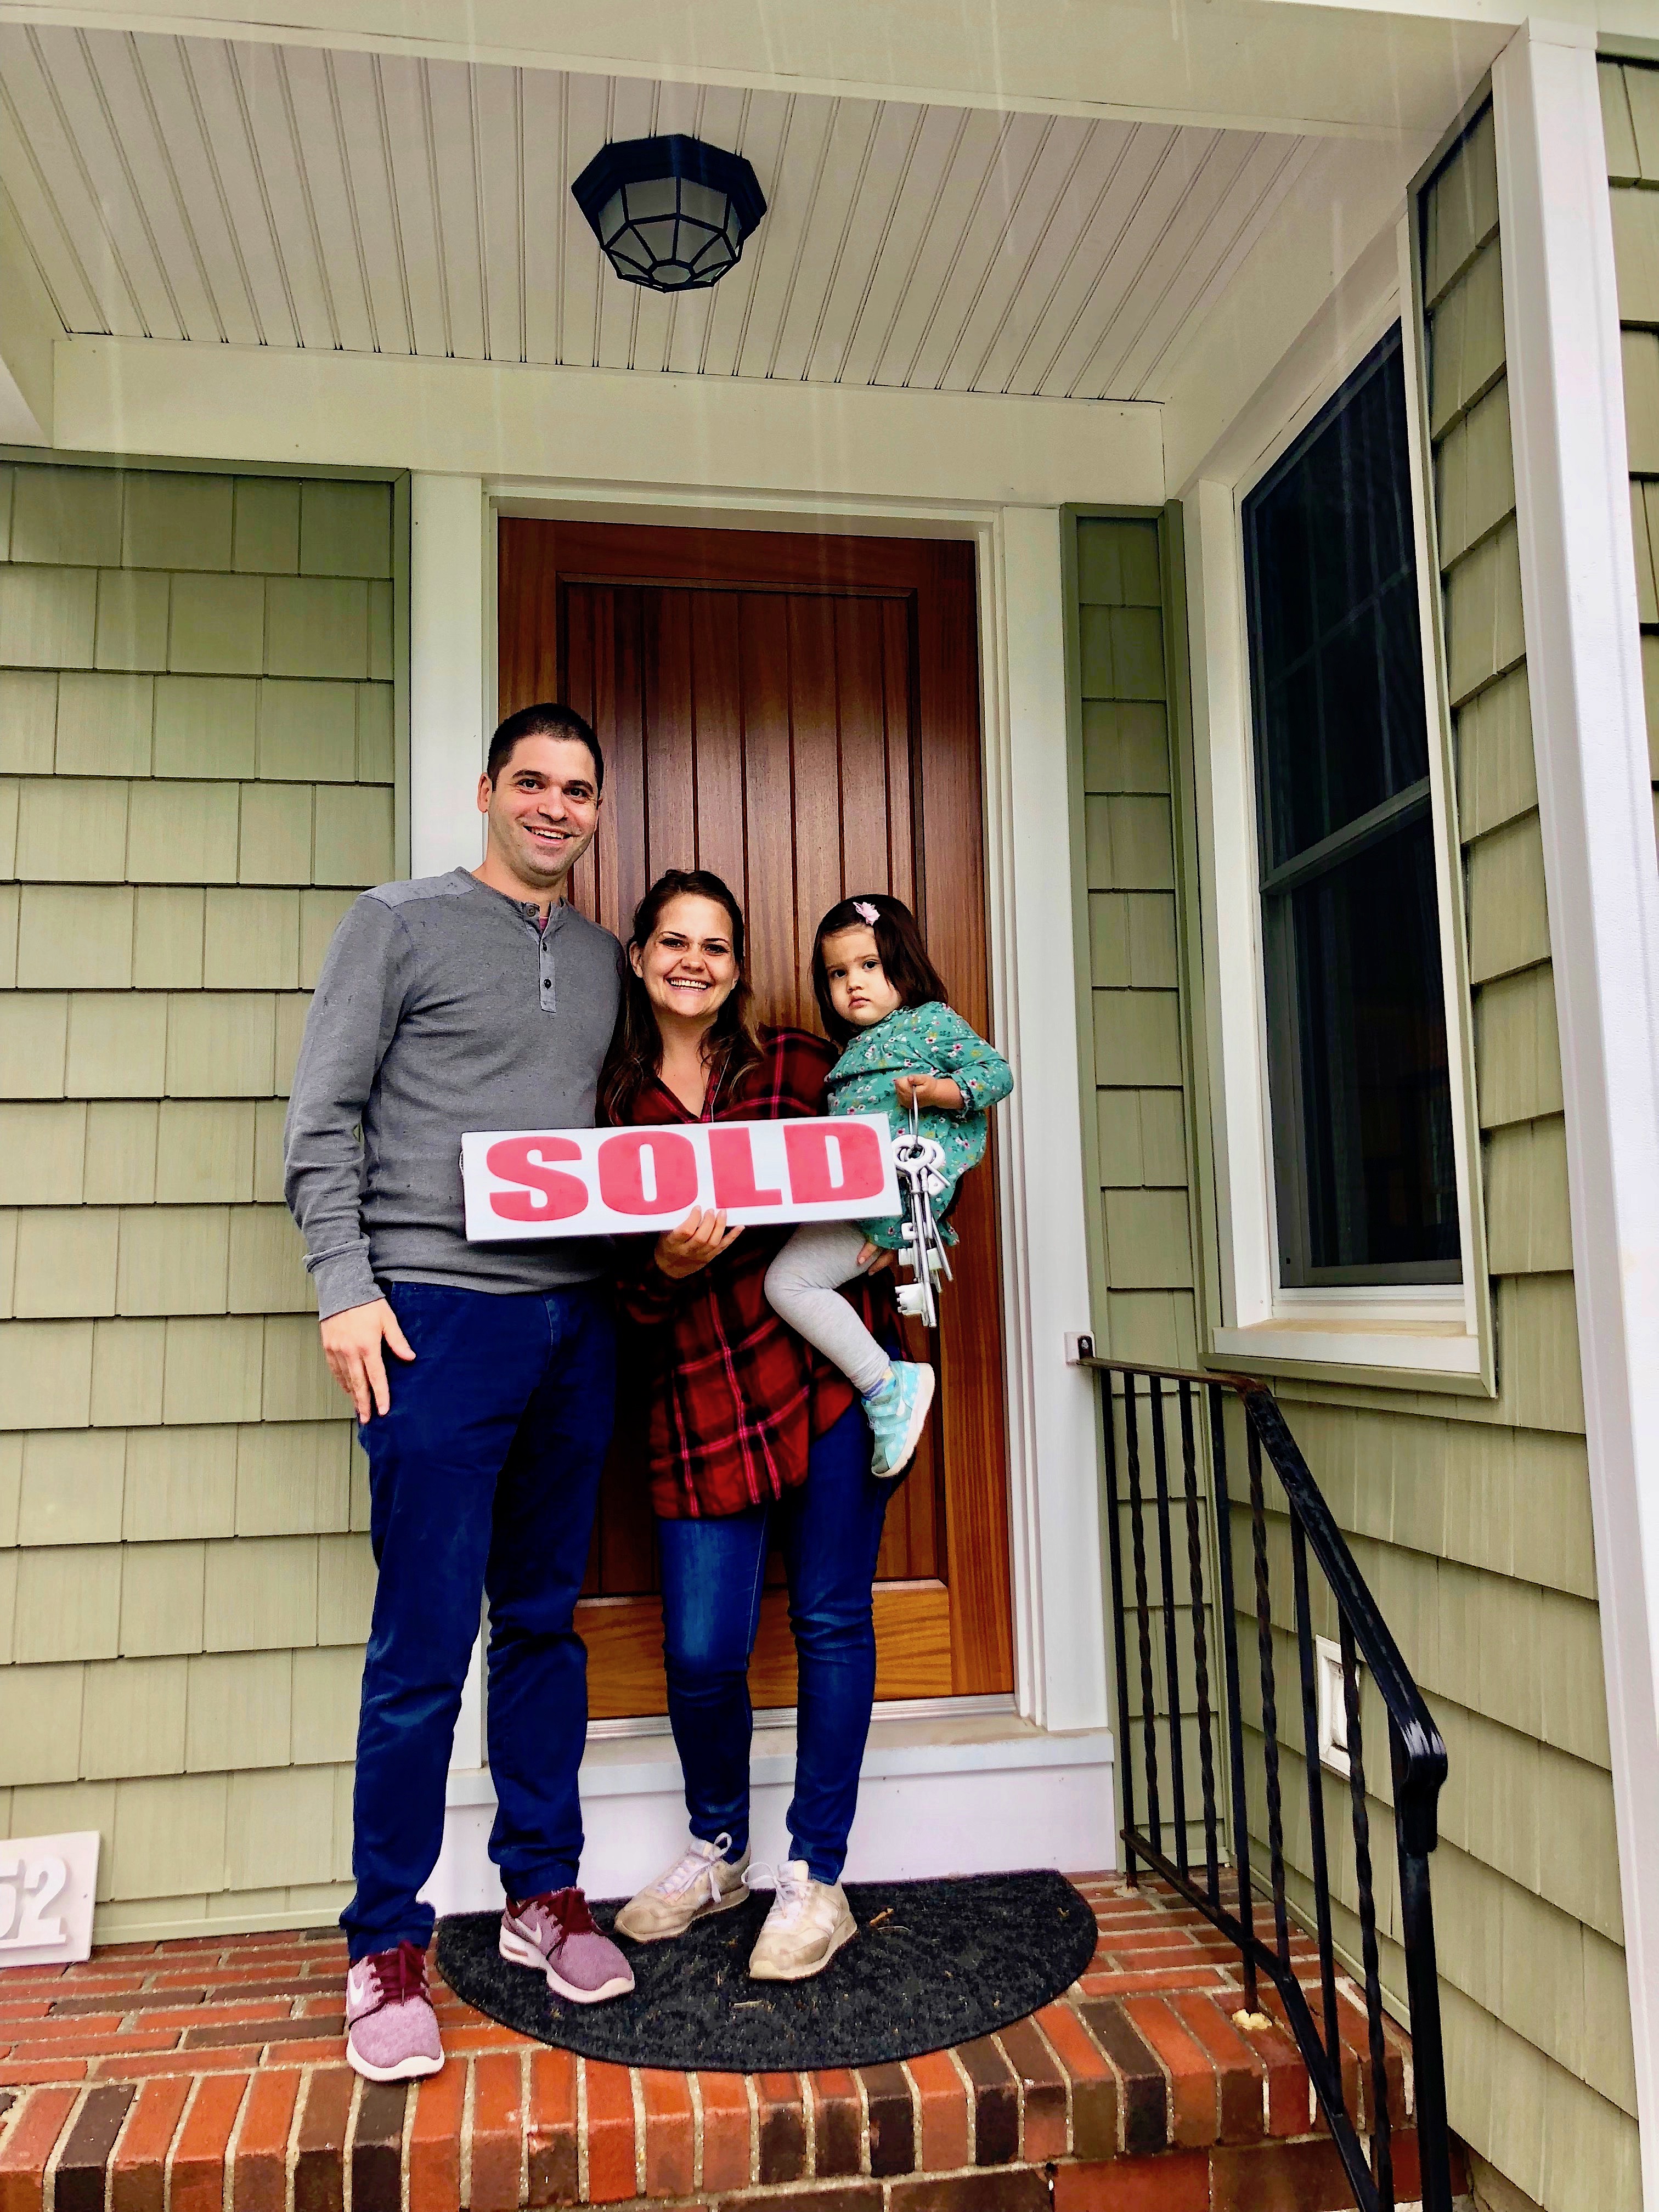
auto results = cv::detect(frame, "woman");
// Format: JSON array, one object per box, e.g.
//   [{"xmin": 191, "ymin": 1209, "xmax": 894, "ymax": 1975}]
[{"xmin": 600, "ymin": 868, "xmax": 896, "ymax": 1982}]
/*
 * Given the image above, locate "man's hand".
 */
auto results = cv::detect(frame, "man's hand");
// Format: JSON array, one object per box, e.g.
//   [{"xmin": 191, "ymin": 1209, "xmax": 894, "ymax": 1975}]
[
  {"xmin": 894, "ymin": 1073, "xmax": 964, "ymax": 1111},
  {"xmin": 655, "ymin": 1208, "xmax": 743, "ymax": 1281},
  {"xmin": 320, "ymin": 1297, "xmax": 415, "ymax": 1421}
]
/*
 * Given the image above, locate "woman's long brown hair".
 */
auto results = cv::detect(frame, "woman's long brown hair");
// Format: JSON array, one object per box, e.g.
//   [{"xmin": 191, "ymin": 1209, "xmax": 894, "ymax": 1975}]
[{"xmin": 598, "ymin": 870, "xmax": 765, "ymax": 1124}]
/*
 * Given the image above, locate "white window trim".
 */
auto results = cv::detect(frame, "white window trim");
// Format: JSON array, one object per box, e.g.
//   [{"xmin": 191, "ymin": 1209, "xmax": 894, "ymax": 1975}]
[{"xmin": 1182, "ymin": 221, "xmax": 1491, "ymax": 1384}]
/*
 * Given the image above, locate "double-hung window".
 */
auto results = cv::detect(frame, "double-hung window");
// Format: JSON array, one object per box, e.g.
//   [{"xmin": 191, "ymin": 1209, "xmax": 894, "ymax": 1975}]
[{"xmin": 1241, "ymin": 326, "xmax": 1460, "ymax": 1288}]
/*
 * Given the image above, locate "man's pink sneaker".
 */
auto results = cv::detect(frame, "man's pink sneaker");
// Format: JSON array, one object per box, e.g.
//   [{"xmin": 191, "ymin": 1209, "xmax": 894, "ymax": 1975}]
[
  {"xmin": 500, "ymin": 1887, "xmax": 635, "ymax": 2003},
  {"xmin": 345, "ymin": 1941, "xmax": 444, "ymax": 2081}
]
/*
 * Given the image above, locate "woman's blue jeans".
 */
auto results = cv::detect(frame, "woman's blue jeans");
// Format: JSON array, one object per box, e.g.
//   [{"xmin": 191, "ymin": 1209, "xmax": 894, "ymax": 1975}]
[{"xmin": 656, "ymin": 1401, "xmax": 891, "ymax": 1885}]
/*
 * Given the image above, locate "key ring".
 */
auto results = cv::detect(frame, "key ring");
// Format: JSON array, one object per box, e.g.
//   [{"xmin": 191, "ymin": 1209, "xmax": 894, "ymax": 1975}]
[{"xmin": 890, "ymin": 1093, "xmax": 952, "ymax": 1327}]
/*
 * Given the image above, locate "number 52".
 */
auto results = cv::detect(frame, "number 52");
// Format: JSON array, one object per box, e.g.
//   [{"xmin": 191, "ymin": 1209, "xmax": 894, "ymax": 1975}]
[{"xmin": 0, "ymin": 1853, "xmax": 68, "ymax": 1948}]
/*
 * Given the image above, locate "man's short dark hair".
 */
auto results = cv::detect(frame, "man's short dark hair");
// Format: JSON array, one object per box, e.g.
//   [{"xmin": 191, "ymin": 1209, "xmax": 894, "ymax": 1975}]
[{"xmin": 487, "ymin": 704, "xmax": 605, "ymax": 791}]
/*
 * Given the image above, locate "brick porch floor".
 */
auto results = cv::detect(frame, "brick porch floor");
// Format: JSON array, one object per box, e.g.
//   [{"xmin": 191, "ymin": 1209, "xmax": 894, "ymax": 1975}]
[{"xmin": 0, "ymin": 1873, "xmax": 1465, "ymax": 2211}]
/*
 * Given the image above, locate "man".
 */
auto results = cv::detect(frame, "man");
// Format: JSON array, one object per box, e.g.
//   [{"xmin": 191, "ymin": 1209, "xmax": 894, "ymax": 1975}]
[{"xmin": 285, "ymin": 702, "xmax": 633, "ymax": 2083}]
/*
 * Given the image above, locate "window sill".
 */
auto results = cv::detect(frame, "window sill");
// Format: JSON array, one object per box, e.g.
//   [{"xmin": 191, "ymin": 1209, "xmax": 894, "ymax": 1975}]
[{"xmin": 1211, "ymin": 1316, "xmax": 1488, "ymax": 1385}]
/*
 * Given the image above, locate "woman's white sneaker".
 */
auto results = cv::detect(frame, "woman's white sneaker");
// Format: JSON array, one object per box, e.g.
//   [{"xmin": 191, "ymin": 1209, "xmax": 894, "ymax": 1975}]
[
  {"xmin": 614, "ymin": 1833, "xmax": 751, "ymax": 1943},
  {"xmin": 747, "ymin": 1860, "xmax": 857, "ymax": 1981}
]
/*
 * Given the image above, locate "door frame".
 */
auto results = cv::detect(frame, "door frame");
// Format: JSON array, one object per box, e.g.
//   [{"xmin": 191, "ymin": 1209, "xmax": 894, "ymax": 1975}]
[
  {"xmin": 496, "ymin": 518, "xmax": 1013, "ymax": 1709},
  {"xmin": 411, "ymin": 471, "xmax": 1110, "ymax": 1742}
]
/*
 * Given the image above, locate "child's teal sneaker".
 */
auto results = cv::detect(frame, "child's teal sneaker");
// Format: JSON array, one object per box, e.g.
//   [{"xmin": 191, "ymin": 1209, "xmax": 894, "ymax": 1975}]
[{"xmin": 862, "ymin": 1361, "xmax": 936, "ymax": 1479}]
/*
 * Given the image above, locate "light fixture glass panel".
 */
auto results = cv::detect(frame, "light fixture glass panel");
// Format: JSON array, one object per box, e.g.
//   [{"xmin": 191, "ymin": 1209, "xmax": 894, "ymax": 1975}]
[
  {"xmin": 678, "ymin": 179, "xmax": 727, "ymax": 228},
  {"xmin": 623, "ymin": 177, "xmax": 680, "ymax": 222},
  {"xmin": 610, "ymin": 228, "xmax": 652, "ymax": 274},
  {"xmin": 634, "ymin": 217, "xmax": 680, "ymax": 262}
]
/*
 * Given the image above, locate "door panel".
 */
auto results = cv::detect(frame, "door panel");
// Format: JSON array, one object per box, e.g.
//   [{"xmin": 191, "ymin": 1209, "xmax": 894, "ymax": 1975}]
[
  {"xmin": 578, "ymin": 1584, "xmax": 952, "ymax": 1721},
  {"xmin": 498, "ymin": 520, "xmax": 1013, "ymax": 1710}
]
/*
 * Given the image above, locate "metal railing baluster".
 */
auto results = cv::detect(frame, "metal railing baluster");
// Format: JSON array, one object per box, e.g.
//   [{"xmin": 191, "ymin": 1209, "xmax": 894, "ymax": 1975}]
[
  {"xmin": 1178, "ymin": 1379, "xmax": 1221, "ymax": 1905},
  {"xmin": 1291, "ymin": 1516, "xmax": 1343, "ymax": 2089},
  {"xmin": 1342, "ymin": 1616, "xmax": 1394, "ymax": 2212},
  {"xmin": 1102, "ymin": 1376, "xmax": 1139, "ymax": 1887},
  {"xmin": 1247, "ymin": 1421, "xmax": 1292, "ymax": 1970},
  {"xmin": 1122, "ymin": 1379, "xmax": 1163, "ymax": 1855},
  {"xmin": 1149, "ymin": 1373, "xmax": 1189, "ymax": 1877},
  {"xmin": 1209, "ymin": 1382, "xmax": 1260, "ymax": 2014},
  {"xmin": 1393, "ymin": 1716, "xmax": 1455, "ymax": 2212}
]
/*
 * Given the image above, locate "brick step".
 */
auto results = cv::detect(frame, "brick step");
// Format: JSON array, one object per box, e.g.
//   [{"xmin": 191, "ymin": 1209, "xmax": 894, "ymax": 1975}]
[
  {"xmin": 0, "ymin": 2028, "xmax": 1458, "ymax": 2212},
  {"xmin": 0, "ymin": 1876, "xmax": 1467, "ymax": 2212},
  {"xmin": 0, "ymin": 2075, "xmax": 1458, "ymax": 2212}
]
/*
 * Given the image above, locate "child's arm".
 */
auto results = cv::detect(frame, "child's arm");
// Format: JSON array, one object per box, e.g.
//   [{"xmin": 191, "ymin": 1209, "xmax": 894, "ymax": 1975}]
[
  {"xmin": 912, "ymin": 1006, "xmax": 1014, "ymax": 1111},
  {"xmin": 895, "ymin": 1071, "xmax": 963, "ymax": 1110}
]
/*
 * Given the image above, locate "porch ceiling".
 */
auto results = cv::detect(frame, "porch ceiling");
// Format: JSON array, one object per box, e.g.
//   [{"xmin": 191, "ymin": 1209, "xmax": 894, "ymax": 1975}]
[{"xmin": 0, "ymin": 23, "xmax": 1317, "ymax": 405}]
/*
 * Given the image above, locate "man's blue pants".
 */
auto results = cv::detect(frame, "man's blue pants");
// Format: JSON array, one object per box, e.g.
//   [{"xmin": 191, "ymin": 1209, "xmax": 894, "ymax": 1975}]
[{"xmin": 342, "ymin": 1280, "xmax": 615, "ymax": 1960}]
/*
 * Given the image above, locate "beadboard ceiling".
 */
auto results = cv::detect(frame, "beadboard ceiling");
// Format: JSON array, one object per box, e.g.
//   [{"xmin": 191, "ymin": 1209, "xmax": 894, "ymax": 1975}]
[{"xmin": 0, "ymin": 22, "xmax": 1314, "ymax": 403}]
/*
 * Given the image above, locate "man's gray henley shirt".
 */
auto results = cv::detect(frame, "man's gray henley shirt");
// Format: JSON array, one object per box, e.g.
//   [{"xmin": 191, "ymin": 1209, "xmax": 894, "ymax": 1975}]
[{"xmin": 284, "ymin": 868, "xmax": 624, "ymax": 1319}]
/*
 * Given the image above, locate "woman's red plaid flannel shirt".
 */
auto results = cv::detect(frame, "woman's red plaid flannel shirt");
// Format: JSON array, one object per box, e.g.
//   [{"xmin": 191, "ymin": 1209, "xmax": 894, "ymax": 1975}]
[{"xmin": 613, "ymin": 1027, "xmax": 891, "ymax": 1520}]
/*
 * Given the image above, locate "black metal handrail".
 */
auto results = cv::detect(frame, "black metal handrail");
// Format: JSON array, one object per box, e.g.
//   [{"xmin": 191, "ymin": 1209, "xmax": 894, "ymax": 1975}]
[{"xmin": 1088, "ymin": 1356, "xmax": 1452, "ymax": 2212}]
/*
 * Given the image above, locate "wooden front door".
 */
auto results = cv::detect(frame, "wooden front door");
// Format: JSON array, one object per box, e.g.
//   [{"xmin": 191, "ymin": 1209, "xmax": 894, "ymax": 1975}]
[{"xmin": 498, "ymin": 520, "xmax": 1013, "ymax": 1713}]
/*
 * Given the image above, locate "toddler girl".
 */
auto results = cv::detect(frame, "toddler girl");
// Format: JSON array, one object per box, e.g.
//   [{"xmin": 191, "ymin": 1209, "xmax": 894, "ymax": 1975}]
[{"xmin": 764, "ymin": 894, "xmax": 1012, "ymax": 1479}]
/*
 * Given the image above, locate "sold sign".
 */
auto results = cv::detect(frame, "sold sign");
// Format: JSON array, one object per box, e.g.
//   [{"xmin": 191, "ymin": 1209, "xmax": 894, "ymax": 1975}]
[{"xmin": 461, "ymin": 1115, "xmax": 900, "ymax": 1242}]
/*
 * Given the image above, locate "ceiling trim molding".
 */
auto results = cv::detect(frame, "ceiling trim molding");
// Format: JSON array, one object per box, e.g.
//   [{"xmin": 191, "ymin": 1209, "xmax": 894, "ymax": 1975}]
[{"xmin": 50, "ymin": 334, "xmax": 1166, "ymax": 506}]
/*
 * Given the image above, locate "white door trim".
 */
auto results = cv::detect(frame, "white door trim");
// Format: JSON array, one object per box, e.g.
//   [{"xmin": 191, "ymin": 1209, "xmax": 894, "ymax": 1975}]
[
  {"xmin": 995, "ymin": 505, "xmax": 1111, "ymax": 1733},
  {"xmin": 409, "ymin": 473, "xmax": 492, "ymax": 883},
  {"xmin": 408, "ymin": 470, "xmax": 492, "ymax": 1770},
  {"xmin": 1492, "ymin": 22, "xmax": 1659, "ymax": 2202}
]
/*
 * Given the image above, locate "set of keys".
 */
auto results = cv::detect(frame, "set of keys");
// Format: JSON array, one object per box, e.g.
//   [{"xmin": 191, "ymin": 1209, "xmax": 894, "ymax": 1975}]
[{"xmin": 890, "ymin": 1096, "xmax": 952, "ymax": 1328}]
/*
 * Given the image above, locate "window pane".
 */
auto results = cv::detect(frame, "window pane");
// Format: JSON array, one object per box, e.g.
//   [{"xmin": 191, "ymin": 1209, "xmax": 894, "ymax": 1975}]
[
  {"xmin": 1243, "ymin": 324, "xmax": 1460, "ymax": 1288},
  {"xmin": 1245, "ymin": 329, "xmax": 1430, "ymax": 872},
  {"xmin": 1280, "ymin": 817, "xmax": 1460, "ymax": 1274}
]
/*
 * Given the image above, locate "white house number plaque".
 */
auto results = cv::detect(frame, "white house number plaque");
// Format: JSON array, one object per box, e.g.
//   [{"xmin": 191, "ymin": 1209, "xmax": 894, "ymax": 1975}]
[{"xmin": 0, "ymin": 1832, "xmax": 100, "ymax": 1968}]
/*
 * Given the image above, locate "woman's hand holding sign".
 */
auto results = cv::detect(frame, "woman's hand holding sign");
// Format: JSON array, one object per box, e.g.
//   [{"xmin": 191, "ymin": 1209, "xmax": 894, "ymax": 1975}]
[{"xmin": 654, "ymin": 1207, "xmax": 743, "ymax": 1281}]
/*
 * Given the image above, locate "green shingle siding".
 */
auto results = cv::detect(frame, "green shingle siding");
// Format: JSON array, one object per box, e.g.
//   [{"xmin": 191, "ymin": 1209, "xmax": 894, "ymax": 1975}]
[{"xmin": 0, "ymin": 463, "xmax": 397, "ymax": 1939}]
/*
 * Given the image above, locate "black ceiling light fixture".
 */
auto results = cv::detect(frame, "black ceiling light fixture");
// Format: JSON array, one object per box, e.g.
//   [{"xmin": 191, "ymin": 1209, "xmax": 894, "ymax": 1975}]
[{"xmin": 571, "ymin": 134, "xmax": 767, "ymax": 293}]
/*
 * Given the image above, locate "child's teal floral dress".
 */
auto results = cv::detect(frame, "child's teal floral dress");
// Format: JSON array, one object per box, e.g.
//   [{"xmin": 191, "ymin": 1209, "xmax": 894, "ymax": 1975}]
[{"xmin": 825, "ymin": 1001, "xmax": 1013, "ymax": 1250}]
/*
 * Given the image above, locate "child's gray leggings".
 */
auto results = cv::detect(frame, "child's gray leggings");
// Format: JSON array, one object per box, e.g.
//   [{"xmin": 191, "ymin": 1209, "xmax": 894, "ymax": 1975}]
[{"xmin": 764, "ymin": 1222, "xmax": 890, "ymax": 1397}]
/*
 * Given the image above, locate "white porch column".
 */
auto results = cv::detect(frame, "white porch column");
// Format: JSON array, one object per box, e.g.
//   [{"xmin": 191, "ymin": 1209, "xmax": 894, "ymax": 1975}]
[
  {"xmin": 1493, "ymin": 24, "xmax": 1659, "ymax": 2199},
  {"xmin": 998, "ymin": 506, "xmax": 1110, "ymax": 1735},
  {"xmin": 409, "ymin": 472, "xmax": 489, "ymax": 879}
]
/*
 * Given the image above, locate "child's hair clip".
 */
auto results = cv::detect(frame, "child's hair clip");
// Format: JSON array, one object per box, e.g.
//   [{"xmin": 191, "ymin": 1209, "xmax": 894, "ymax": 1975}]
[{"xmin": 854, "ymin": 899, "xmax": 880, "ymax": 925}]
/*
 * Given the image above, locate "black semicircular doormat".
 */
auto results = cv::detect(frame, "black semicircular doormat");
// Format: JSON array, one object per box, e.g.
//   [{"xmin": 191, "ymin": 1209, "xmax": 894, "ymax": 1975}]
[{"xmin": 436, "ymin": 1869, "xmax": 1098, "ymax": 2072}]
